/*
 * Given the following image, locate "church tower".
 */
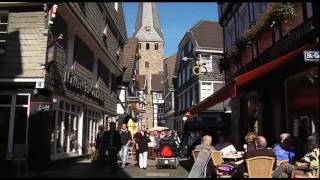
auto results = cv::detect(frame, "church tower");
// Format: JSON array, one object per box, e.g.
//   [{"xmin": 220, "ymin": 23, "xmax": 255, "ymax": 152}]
[{"xmin": 134, "ymin": 2, "xmax": 164, "ymax": 129}]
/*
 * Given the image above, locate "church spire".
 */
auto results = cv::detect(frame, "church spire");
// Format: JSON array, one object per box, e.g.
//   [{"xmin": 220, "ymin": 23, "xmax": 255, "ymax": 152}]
[{"xmin": 133, "ymin": 2, "xmax": 163, "ymax": 42}]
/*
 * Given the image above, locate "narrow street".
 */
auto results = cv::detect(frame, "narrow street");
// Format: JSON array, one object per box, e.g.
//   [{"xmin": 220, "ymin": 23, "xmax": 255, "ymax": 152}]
[{"xmin": 15, "ymin": 157, "xmax": 191, "ymax": 178}]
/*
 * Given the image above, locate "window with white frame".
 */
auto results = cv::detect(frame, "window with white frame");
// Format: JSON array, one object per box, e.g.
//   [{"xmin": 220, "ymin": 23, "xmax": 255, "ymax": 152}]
[
  {"xmin": 87, "ymin": 109, "xmax": 103, "ymax": 150},
  {"xmin": 200, "ymin": 82, "xmax": 213, "ymax": 101},
  {"xmin": 52, "ymin": 98, "xmax": 81, "ymax": 154},
  {"xmin": 238, "ymin": 3, "xmax": 249, "ymax": 38},
  {"xmin": 0, "ymin": 12, "xmax": 8, "ymax": 55}
]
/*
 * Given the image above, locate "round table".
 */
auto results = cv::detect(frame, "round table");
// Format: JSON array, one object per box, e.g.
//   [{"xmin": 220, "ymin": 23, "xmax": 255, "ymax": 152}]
[{"xmin": 222, "ymin": 154, "xmax": 243, "ymax": 163}]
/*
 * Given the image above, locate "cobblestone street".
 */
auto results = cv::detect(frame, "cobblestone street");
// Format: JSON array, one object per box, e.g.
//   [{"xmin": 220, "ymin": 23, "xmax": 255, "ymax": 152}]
[{"xmin": 15, "ymin": 157, "xmax": 190, "ymax": 178}]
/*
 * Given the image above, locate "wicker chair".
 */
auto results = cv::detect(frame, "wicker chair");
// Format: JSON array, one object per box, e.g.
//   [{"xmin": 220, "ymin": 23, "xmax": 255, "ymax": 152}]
[
  {"xmin": 192, "ymin": 150, "xmax": 200, "ymax": 160},
  {"xmin": 211, "ymin": 151, "xmax": 232, "ymax": 178},
  {"xmin": 245, "ymin": 156, "xmax": 275, "ymax": 178}
]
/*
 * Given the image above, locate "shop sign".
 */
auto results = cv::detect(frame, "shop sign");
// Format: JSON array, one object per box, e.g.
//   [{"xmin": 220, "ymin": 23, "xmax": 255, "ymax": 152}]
[
  {"xmin": 64, "ymin": 71, "xmax": 105, "ymax": 103},
  {"xmin": 304, "ymin": 50, "xmax": 319, "ymax": 62}
]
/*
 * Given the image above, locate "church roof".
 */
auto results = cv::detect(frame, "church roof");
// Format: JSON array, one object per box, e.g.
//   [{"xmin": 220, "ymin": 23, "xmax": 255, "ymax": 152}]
[{"xmin": 133, "ymin": 2, "xmax": 163, "ymax": 41}]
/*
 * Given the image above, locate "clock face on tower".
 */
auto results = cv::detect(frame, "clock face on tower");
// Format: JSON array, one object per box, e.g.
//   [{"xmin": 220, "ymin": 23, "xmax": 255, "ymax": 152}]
[{"xmin": 144, "ymin": 25, "xmax": 152, "ymax": 33}]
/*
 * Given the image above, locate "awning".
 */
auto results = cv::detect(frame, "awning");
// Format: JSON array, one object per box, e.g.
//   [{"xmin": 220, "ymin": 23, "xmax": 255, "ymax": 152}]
[{"xmin": 187, "ymin": 43, "xmax": 319, "ymax": 116}]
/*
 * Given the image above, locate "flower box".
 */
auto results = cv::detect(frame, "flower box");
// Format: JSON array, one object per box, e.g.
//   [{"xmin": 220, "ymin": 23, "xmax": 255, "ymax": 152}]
[{"xmin": 281, "ymin": 3, "xmax": 303, "ymax": 36}]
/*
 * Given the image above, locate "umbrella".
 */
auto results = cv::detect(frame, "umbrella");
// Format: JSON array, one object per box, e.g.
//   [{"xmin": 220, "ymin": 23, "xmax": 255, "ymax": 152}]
[{"xmin": 148, "ymin": 126, "xmax": 169, "ymax": 132}]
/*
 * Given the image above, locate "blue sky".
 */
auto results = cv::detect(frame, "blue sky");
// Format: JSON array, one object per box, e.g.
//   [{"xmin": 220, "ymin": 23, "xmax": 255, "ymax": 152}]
[{"xmin": 124, "ymin": 2, "xmax": 219, "ymax": 58}]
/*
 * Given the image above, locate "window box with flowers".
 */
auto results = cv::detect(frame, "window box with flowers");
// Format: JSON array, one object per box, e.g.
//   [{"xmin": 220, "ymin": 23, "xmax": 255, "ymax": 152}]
[
  {"xmin": 281, "ymin": 3, "xmax": 303, "ymax": 36},
  {"xmin": 244, "ymin": 2, "xmax": 297, "ymax": 51}
]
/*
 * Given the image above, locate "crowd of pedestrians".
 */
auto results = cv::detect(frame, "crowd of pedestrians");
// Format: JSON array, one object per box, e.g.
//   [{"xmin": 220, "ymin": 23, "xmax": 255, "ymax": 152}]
[{"xmin": 93, "ymin": 122, "xmax": 181, "ymax": 172}]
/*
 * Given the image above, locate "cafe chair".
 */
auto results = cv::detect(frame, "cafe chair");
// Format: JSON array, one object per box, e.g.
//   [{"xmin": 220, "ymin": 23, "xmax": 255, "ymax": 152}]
[
  {"xmin": 192, "ymin": 150, "xmax": 200, "ymax": 161},
  {"xmin": 13, "ymin": 144, "xmax": 29, "ymax": 174},
  {"xmin": 211, "ymin": 151, "xmax": 232, "ymax": 178},
  {"xmin": 245, "ymin": 156, "xmax": 275, "ymax": 178}
]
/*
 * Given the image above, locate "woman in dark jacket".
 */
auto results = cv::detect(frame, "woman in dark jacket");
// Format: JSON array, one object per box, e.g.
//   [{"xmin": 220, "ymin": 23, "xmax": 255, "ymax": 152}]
[{"xmin": 134, "ymin": 127, "xmax": 150, "ymax": 169}]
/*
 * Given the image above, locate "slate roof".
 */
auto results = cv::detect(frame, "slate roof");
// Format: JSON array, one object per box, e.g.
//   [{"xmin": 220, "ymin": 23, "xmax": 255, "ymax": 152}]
[
  {"xmin": 122, "ymin": 38, "xmax": 138, "ymax": 83},
  {"xmin": 136, "ymin": 75, "xmax": 146, "ymax": 90},
  {"xmin": 151, "ymin": 73, "xmax": 163, "ymax": 92},
  {"xmin": 166, "ymin": 54, "xmax": 177, "ymax": 88},
  {"xmin": 190, "ymin": 20, "xmax": 223, "ymax": 49}
]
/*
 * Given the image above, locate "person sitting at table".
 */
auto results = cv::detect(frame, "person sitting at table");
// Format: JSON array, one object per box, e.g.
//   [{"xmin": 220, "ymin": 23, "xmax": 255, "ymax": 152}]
[
  {"xmin": 195, "ymin": 135, "xmax": 216, "ymax": 152},
  {"xmin": 231, "ymin": 136, "xmax": 277, "ymax": 178},
  {"xmin": 272, "ymin": 133, "xmax": 296, "ymax": 165},
  {"xmin": 243, "ymin": 132, "xmax": 257, "ymax": 153},
  {"xmin": 214, "ymin": 134, "xmax": 237, "ymax": 154},
  {"xmin": 273, "ymin": 135, "xmax": 319, "ymax": 178},
  {"xmin": 194, "ymin": 135, "xmax": 216, "ymax": 177}
]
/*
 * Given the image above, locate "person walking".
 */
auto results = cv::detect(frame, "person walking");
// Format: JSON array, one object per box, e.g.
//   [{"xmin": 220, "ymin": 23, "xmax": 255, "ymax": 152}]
[
  {"xmin": 147, "ymin": 131, "xmax": 156, "ymax": 160},
  {"xmin": 119, "ymin": 123, "xmax": 132, "ymax": 168},
  {"xmin": 134, "ymin": 127, "xmax": 150, "ymax": 169},
  {"xmin": 95, "ymin": 125, "xmax": 107, "ymax": 165},
  {"xmin": 105, "ymin": 122, "xmax": 122, "ymax": 172}
]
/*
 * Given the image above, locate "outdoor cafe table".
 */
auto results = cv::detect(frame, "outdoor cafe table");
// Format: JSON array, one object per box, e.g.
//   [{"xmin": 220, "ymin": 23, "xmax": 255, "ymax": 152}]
[{"xmin": 222, "ymin": 153, "xmax": 243, "ymax": 163}]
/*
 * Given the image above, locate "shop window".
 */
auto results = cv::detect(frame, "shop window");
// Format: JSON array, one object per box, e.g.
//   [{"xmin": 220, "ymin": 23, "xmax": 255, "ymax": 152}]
[
  {"xmin": 52, "ymin": 98, "xmax": 81, "ymax": 155},
  {"xmin": 0, "ymin": 13, "xmax": 8, "ymax": 55},
  {"xmin": 146, "ymin": 43, "xmax": 150, "ymax": 50}
]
